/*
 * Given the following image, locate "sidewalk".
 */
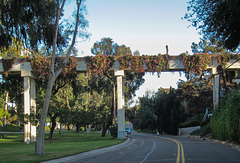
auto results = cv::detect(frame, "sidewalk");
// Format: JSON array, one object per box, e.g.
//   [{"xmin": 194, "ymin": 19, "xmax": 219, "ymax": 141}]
[
  {"xmin": 178, "ymin": 126, "xmax": 200, "ymax": 137},
  {"xmin": 41, "ymin": 138, "xmax": 133, "ymax": 163}
]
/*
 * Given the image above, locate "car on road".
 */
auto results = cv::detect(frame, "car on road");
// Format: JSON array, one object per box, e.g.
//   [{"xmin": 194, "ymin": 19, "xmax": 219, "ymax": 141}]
[{"xmin": 125, "ymin": 128, "xmax": 131, "ymax": 134}]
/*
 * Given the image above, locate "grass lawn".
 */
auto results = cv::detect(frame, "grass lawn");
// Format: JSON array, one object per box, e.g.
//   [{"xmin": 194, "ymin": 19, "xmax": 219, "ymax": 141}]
[{"xmin": 0, "ymin": 131, "xmax": 125, "ymax": 163}]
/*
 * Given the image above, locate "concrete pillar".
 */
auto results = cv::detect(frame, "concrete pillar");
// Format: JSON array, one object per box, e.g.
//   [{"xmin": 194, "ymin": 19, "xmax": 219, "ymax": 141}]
[
  {"xmin": 211, "ymin": 68, "xmax": 220, "ymax": 109},
  {"xmin": 23, "ymin": 75, "xmax": 37, "ymax": 143},
  {"xmin": 114, "ymin": 70, "xmax": 126, "ymax": 138},
  {"xmin": 30, "ymin": 78, "xmax": 36, "ymax": 142},
  {"xmin": 24, "ymin": 76, "xmax": 31, "ymax": 143}
]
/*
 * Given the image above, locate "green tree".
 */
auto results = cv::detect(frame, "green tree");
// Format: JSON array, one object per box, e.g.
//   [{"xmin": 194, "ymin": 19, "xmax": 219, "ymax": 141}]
[
  {"xmin": 0, "ymin": 75, "xmax": 24, "ymax": 124},
  {"xmin": 0, "ymin": 93, "xmax": 8, "ymax": 126},
  {"xmin": 136, "ymin": 94, "xmax": 157, "ymax": 132},
  {"xmin": 133, "ymin": 50, "xmax": 140, "ymax": 56},
  {"xmin": 185, "ymin": 0, "xmax": 240, "ymax": 50},
  {"xmin": 1, "ymin": 1, "xmax": 89, "ymax": 154},
  {"xmin": 134, "ymin": 88, "xmax": 183, "ymax": 135},
  {"xmin": 177, "ymin": 78, "xmax": 213, "ymax": 116},
  {"xmin": 154, "ymin": 88, "xmax": 183, "ymax": 135},
  {"xmin": 0, "ymin": 0, "xmax": 75, "ymax": 52},
  {"xmin": 0, "ymin": 37, "xmax": 23, "ymax": 58},
  {"xmin": 91, "ymin": 37, "xmax": 145, "ymax": 135},
  {"xmin": 33, "ymin": 0, "xmax": 89, "ymax": 155},
  {"xmin": 91, "ymin": 37, "xmax": 114, "ymax": 56},
  {"xmin": 91, "ymin": 37, "xmax": 132, "ymax": 56},
  {"xmin": 71, "ymin": 74, "xmax": 113, "ymax": 135},
  {"xmin": 191, "ymin": 38, "xmax": 229, "ymax": 54}
]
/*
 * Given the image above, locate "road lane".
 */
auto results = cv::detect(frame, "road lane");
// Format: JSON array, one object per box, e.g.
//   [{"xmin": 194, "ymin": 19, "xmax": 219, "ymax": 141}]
[
  {"xmin": 157, "ymin": 136, "xmax": 185, "ymax": 163},
  {"xmin": 67, "ymin": 132, "xmax": 181, "ymax": 163},
  {"xmin": 63, "ymin": 131, "xmax": 240, "ymax": 163}
]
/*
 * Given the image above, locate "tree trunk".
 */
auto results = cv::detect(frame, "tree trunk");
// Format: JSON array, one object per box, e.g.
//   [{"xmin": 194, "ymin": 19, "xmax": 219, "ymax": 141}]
[
  {"xmin": 34, "ymin": 0, "xmax": 82, "ymax": 155},
  {"xmin": 101, "ymin": 124, "xmax": 110, "ymax": 137},
  {"xmin": 4, "ymin": 91, "xmax": 9, "ymax": 126},
  {"xmin": 86, "ymin": 124, "xmax": 92, "ymax": 134},
  {"xmin": 35, "ymin": 75, "xmax": 55, "ymax": 155},
  {"xmin": 49, "ymin": 115, "xmax": 57, "ymax": 142},
  {"xmin": 113, "ymin": 81, "xmax": 116, "ymax": 126},
  {"xmin": 59, "ymin": 123, "xmax": 62, "ymax": 135},
  {"xmin": 76, "ymin": 125, "xmax": 80, "ymax": 133}
]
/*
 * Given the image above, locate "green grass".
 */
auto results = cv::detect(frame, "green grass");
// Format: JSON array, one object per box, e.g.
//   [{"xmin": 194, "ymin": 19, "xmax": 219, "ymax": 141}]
[{"xmin": 0, "ymin": 131, "xmax": 125, "ymax": 163}]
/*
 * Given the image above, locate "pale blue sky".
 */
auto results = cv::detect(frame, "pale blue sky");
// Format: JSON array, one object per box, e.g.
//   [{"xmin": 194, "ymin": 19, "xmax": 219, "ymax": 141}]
[{"xmin": 74, "ymin": 0, "xmax": 201, "ymax": 101}]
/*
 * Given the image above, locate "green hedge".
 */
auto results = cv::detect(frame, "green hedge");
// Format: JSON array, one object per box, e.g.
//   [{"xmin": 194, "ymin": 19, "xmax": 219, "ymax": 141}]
[{"xmin": 210, "ymin": 92, "xmax": 240, "ymax": 143}]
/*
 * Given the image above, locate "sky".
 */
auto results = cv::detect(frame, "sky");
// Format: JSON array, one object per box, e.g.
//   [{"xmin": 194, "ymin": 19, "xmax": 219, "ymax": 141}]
[{"xmin": 73, "ymin": 0, "xmax": 201, "ymax": 102}]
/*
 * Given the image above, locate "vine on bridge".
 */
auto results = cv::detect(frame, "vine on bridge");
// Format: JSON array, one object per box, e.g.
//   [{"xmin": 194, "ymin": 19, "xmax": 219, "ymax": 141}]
[
  {"xmin": 1, "ymin": 58, "xmax": 15, "ymax": 76},
  {"xmin": 1, "ymin": 53, "xmax": 240, "ymax": 80},
  {"xmin": 30, "ymin": 56, "xmax": 77, "ymax": 85},
  {"xmin": 181, "ymin": 53, "xmax": 240, "ymax": 77}
]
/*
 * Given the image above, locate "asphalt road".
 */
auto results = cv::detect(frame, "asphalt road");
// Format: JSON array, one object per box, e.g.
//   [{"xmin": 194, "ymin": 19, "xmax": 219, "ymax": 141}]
[{"xmin": 47, "ymin": 131, "xmax": 240, "ymax": 163}]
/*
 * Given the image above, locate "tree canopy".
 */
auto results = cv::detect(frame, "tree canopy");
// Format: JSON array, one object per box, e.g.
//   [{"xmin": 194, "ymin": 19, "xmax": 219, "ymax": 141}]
[
  {"xmin": 191, "ymin": 38, "xmax": 230, "ymax": 54},
  {"xmin": 0, "ymin": 0, "xmax": 56, "ymax": 51},
  {"xmin": 0, "ymin": 0, "xmax": 89, "ymax": 53},
  {"xmin": 91, "ymin": 37, "xmax": 132, "ymax": 56},
  {"xmin": 185, "ymin": 0, "xmax": 240, "ymax": 50}
]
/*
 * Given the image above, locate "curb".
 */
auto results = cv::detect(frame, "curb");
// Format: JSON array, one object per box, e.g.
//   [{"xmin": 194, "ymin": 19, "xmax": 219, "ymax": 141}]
[
  {"xmin": 42, "ymin": 138, "xmax": 132, "ymax": 163},
  {"xmin": 189, "ymin": 135, "xmax": 240, "ymax": 152}
]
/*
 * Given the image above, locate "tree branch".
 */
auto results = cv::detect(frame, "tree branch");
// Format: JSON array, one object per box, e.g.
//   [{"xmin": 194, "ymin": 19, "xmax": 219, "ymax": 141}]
[
  {"xmin": 55, "ymin": 0, "xmax": 82, "ymax": 77},
  {"xmin": 51, "ymin": 0, "xmax": 66, "ymax": 75}
]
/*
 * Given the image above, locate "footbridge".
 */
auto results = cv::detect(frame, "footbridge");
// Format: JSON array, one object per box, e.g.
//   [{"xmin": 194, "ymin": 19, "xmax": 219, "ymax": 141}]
[{"xmin": 1, "ymin": 55, "xmax": 240, "ymax": 141}]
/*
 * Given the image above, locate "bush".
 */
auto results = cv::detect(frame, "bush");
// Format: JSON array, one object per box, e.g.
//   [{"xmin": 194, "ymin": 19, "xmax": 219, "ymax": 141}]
[
  {"xmin": 210, "ymin": 92, "xmax": 240, "ymax": 143},
  {"xmin": 191, "ymin": 122, "xmax": 212, "ymax": 137},
  {"xmin": 0, "ymin": 124, "xmax": 21, "ymax": 132},
  {"xmin": 200, "ymin": 118, "xmax": 210, "ymax": 127},
  {"xmin": 45, "ymin": 126, "xmax": 50, "ymax": 132},
  {"xmin": 179, "ymin": 120, "xmax": 200, "ymax": 128},
  {"xmin": 109, "ymin": 126, "xmax": 118, "ymax": 138}
]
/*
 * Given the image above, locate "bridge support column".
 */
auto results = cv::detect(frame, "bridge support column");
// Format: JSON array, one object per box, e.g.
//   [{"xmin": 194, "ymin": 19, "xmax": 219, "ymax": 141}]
[
  {"xmin": 30, "ymin": 78, "xmax": 36, "ymax": 142},
  {"xmin": 22, "ymin": 70, "xmax": 36, "ymax": 143},
  {"xmin": 211, "ymin": 68, "xmax": 220, "ymax": 109},
  {"xmin": 24, "ymin": 76, "xmax": 31, "ymax": 143},
  {"xmin": 115, "ymin": 70, "xmax": 126, "ymax": 138}
]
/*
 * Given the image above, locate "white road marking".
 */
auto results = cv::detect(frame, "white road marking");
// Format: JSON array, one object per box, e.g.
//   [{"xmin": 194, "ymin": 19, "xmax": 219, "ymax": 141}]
[{"xmin": 140, "ymin": 140, "xmax": 156, "ymax": 163}]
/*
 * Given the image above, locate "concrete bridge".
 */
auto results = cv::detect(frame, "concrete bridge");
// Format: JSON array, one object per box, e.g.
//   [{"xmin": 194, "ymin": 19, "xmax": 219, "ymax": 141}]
[{"xmin": 1, "ymin": 55, "xmax": 240, "ymax": 142}]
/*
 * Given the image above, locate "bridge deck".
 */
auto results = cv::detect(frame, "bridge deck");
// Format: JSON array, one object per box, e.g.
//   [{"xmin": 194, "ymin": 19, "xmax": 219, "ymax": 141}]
[{"xmin": 1, "ymin": 56, "xmax": 240, "ymax": 74}]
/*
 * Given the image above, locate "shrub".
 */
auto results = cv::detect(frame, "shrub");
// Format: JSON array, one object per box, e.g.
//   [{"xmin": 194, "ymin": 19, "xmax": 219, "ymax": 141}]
[
  {"xmin": 179, "ymin": 114, "xmax": 204, "ymax": 128},
  {"xmin": 109, "ymin": 126, "xmax": 118, "ymax": 138},
  {"xmin": 200, "ymin": 118, "xmax": 210, "ymax": 127},
  {"xmin": 45, "ymin": 126, "xmax": 50, "ymax": 132},
  {"xmin": 191, "ymin": 122, "xmax": 212, "ymax": 137},
  {"xmin": 210, "ymin": 92, "xmax": 240, "ymax": 143}
]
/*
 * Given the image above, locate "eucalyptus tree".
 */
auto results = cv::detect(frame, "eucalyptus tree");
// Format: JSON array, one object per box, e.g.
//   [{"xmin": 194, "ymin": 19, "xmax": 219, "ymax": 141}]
[
  {"xmin": 185, "ymin": 0, "xmax": 240, "ymax": 50},
  {"xmin": 34, "ymin": 0, "xmax": 89, "ymax": 154},
  {"xmin": 191, "ymin": 38, "xmax": 231, "ymax": 54},
  {"xmin": 0, "ymin": 0, "xmax": 74, "ymax": 52},
  {"xmin": 1, "ymin": 1, "xmax": 89, "ymax": 154}
]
